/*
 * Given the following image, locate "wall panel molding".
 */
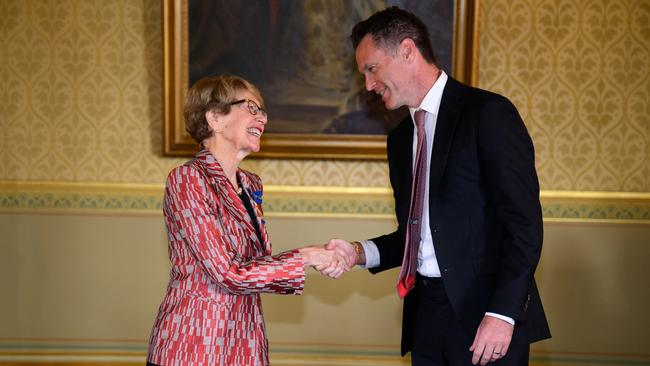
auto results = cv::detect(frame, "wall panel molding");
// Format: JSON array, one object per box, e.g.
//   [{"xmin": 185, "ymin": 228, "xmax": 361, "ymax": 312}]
[
  {"xmin": 0, "ymin": 181, "xmax": 648, "ymax": 222},
  {"xmin": 1, "ymin": 341, "xmax": 648, "ymax": 366}
]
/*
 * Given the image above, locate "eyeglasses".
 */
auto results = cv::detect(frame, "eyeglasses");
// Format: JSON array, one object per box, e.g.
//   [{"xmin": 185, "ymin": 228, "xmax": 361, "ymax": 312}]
[{"xmin": 230, "ymin": 99, "xmax": 267, "ymax": 118}]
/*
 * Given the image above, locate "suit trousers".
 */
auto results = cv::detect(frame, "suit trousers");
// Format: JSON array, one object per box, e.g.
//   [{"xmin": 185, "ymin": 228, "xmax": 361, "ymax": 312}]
[{"xmin": 411, "ymin": 275, "xmax": 529, "ymax": 366}]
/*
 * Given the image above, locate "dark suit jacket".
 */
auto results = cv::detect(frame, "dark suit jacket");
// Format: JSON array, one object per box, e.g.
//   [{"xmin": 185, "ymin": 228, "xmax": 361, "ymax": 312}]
[{"xmin": 370, "ymin": 77, "xmax": 551, "ymax": 355}]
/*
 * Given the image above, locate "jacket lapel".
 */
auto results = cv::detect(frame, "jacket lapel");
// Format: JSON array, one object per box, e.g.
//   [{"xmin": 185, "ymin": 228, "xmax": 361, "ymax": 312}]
[
  {"xmin": 429, "ymin": 78, "xmax": 465, "ymax": 199},
  {"xmin": 394, "ymin": 118, "xmax": 415, "ymax": 223},
  {"xmin": 196, "ymin": 150, "xmax": 266, "ymax": 256}
]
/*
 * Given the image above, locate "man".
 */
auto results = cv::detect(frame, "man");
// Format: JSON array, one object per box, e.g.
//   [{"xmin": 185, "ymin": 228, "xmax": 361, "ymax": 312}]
[{"xmin": 328, "ymin": 7, "xmax": 550, "ymax": 366}]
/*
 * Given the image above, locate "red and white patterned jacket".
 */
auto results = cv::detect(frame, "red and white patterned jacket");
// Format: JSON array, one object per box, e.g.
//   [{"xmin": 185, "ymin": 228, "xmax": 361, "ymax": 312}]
[{"xmin": 147, "ymin": 150, "xmax": 305, "ymax": 366}]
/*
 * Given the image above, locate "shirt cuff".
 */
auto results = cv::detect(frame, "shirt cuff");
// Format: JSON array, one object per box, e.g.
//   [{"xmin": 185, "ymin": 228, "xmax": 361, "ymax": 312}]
[
  {"xmin": 485, "ymin": 312, "xmax": 515, "ymax": 325},
  {"xmin": 358, "ymin": 240, "xmax": 380, "ymax": 269}
]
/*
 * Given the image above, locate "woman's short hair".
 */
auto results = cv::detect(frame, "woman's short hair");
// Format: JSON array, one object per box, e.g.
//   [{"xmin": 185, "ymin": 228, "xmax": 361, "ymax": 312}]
[{"xmin": 184, "ymin": 75, "xmax": 264, "ymax": 144}]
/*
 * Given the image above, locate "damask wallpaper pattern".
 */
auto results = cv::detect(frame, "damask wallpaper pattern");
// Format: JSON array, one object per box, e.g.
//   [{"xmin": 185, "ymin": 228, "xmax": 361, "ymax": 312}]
[
  {"xmin": 0, "ymin": 0, "xmax": 648, "ymax": 192},
  {"xmin": 479, "ymin": 0, "xmax": 649, "ymax": 191},
  {"xmin": 0, "ymin": 0, "xmax": 389, "ymax": 187},
  {"xmin": 1, "ymin": 0, "xmax": 181, "ymax": 183}
]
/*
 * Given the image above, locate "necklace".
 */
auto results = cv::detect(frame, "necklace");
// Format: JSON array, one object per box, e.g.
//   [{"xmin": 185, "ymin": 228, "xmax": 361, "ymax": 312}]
[{"xmin": 236, "ymin": 186, "xmax": 243, "ymax": 195}]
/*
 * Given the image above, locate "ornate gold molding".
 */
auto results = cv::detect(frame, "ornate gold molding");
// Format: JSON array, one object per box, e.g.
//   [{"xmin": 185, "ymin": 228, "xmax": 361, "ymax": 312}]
[
  {"xmin": 453, "ymin": 0, "xmax": 480, "ymax": 86},
  {"xmin": 1, "ymin": 338, "xmax": 649, "ymax": 365},
  {"xmin": 0, "ymin": 181, "xmax": 164, "ymax": 216},
  {"xmin": 0, "ymin": 182, "xmax": 648, "ymax": 222},
  {"xmin": 540, "ymin": 190, "xmax": 650, "ymax": 224}
]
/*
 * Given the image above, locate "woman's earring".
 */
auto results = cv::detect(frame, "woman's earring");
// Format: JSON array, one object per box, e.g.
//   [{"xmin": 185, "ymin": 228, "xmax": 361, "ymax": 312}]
[
  {"xmin": 212, "ymin": 119, "xmax": 223, "ymax": 133},
  {"xmin": 207, "ymin": 111, "xmax": 222, "ymax": 133}
]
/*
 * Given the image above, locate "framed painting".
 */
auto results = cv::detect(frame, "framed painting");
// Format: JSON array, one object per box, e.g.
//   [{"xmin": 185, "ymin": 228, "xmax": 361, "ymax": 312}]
[{"xmin": 163, "ymin": 0, "xmax": 479, "ymax": 159}]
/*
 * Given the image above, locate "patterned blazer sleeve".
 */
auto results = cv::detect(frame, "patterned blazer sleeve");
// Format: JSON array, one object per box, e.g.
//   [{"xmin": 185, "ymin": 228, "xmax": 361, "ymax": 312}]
[{"xmin": 163, "ymin": 165, "xmax": 305, "ymax": 295}]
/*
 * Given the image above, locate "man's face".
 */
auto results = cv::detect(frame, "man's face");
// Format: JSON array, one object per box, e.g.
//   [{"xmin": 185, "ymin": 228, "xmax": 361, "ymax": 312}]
[{"xmin": 355, "ymin": 35, "xmax": 411, "ymax": 110}]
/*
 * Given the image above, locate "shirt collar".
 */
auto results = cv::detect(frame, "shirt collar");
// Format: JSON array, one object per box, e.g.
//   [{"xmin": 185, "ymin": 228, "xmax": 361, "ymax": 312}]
[{"xmin": 408, "ymin": 70, "xmax": 448, "ymax": 122}]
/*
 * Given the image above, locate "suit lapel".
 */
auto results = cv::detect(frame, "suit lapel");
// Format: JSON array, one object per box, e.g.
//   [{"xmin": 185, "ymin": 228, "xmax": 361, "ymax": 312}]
[
  {"xmin": 197, "ymin": 150, "xmax": 266, "ymax": 256},
  {"xmin": 429, "ymin": 78, "xmax": 465, "ymax": 199},
  {"xmin": 388, "ymin": 117, "xmax": 415, "ymax": 225}
]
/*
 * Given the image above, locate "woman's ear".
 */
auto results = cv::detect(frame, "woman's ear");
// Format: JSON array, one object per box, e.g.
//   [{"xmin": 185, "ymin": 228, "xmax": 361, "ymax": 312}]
[{"xmin": 205, "ymin": 110, "xmax": 222, "ymax": 133}]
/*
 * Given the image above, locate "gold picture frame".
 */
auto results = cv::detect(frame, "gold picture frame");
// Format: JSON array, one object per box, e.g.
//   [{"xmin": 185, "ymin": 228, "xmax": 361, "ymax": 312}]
[{"xmin": 162, "ymin": 0, "xmax": 479, "ymax": 159}]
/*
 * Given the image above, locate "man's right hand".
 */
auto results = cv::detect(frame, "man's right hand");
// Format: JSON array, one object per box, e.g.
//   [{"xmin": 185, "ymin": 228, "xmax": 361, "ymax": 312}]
[{"xmin": 326, "ymin": 238, "xmax": 360, "ymax": 268}]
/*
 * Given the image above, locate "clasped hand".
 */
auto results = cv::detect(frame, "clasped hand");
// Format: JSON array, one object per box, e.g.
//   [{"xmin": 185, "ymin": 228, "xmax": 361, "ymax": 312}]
[{"xmin": 299, "ymin": 239, "xmax": 356, "ymax": 279}]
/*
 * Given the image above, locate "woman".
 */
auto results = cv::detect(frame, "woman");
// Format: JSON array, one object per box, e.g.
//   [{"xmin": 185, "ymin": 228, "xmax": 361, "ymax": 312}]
[{"xmin": 146, "ymin": 76, "xmax": 345, "ymax": 366}]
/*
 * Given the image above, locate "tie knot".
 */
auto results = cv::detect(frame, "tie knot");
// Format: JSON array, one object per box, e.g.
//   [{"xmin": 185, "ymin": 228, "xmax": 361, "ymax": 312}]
[{"xmin": 414, "ymin": 109, "xmax": 426, "ymax": 130}]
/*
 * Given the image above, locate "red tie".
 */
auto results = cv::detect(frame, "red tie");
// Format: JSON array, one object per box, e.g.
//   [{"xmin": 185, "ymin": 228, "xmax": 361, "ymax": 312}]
[{"xmin": 397, "ymin": 109, "xmax": 428, "ymax": 298}]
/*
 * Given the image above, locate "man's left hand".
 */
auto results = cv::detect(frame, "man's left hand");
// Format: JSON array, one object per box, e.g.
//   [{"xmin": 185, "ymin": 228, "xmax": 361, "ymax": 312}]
[{"xmin": 469, "ymin": 316, "xmax": 514, "ymax": 365}]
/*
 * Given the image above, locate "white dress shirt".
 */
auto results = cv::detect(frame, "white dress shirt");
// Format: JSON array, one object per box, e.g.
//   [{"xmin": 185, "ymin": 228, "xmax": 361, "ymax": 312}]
[{"xmin": 359, "ymin": 71, "xmax": 514, "ymax": 325}]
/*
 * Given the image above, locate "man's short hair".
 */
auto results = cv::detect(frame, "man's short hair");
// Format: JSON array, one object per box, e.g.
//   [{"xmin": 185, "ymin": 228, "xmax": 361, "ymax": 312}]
[{"xmin": 350, "ymin": 6, "xmax": 437, "ymax": 65}]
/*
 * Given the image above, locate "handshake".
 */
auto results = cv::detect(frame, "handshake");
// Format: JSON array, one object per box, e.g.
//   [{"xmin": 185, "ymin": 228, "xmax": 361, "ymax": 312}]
[{"xmin": 298, "ymin": 239, "xmax": 363, "ymax": 279}]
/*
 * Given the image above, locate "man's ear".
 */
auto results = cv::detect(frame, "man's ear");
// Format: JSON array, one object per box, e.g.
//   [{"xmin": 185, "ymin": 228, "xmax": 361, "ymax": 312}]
[{"xmin": 400, "ymin": 38, "xmax": 417, "ymax": 62}]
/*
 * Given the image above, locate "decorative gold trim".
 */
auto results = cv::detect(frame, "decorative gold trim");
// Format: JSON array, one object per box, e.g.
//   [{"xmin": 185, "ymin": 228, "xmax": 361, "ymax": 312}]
[
  {"xmin": 267, "ymin": 186, "xmax": 392, "ymax": 195},
  {"xmin": 1, "ymin": 349, "xmax": 648, "ymax": 366},
  {"xmin": 543, "ymin": 218, "xmax": 650, "ymax": 226},
  {"xmin": 541, "ymin": 190, "xmax": 650, "ymax": 201},
  {"xmin": 269, "ymin": 354, "xmax": 410, "ymax": 366},
  {"xmin": 0, "ymin": 182, "xmax": 648, "ymax": 222},
  {"xmin": 0, "ymin": 181, "xmax": 164, "ymax": 216},
  {"xmin": 0, "ymin": 208, "xmax": 162, "ymax": 217},
  {"xmin": 6, "ymin": 182, "xmax": 647, "ymax": 200},
  {"xmin": 1, "ymin": 338, "xmax": 648, "ymax": 366},
  {"xmin": 453, "ymin": 0, "xmax": 480, "ymax": 86},
  {"xmin": 0, "ymin": 181, "xmax": 163, "ymax": 193},
  {"xmin": 266, "ymin": 212, "xmax": 394, "ymax": 220},
  {"xmin": 162, "ymin": 0, "xmax": 194, "ymax": 156}
]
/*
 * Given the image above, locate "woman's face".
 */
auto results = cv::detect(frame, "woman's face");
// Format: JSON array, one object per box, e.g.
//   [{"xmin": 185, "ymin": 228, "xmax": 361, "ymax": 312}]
[{"xmin": 213, "ymin": 89, "xmax": 267, "ymax": 157}]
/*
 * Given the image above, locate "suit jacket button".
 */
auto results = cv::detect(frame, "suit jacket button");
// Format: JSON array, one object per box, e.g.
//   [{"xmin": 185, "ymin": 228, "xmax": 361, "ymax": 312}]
[{"xmin": 524, "ymin": 294, "xmax": 530, "ymax": 312}]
